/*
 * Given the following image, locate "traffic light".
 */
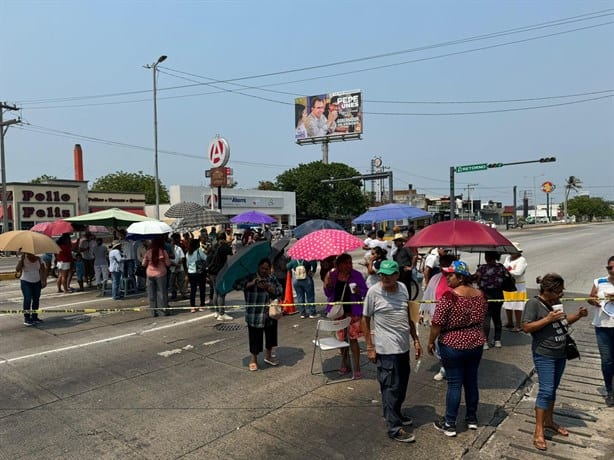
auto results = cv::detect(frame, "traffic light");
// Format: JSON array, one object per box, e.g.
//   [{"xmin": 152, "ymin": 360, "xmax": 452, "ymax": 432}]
[
  {"xmin": 487, "ymin": 163, "xmax": 503, "ymax": 168},
  {"xmin": 539, "ymin": 157, "xmax": 556, "ymax": 163}
]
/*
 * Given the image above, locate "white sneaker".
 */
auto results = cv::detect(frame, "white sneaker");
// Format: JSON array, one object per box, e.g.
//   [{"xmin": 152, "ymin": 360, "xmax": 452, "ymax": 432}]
[
  {"xmin": 483, "ymin": 343, "xmax": 490, "ymax": 350},
  {"xmin": 494, "ymin": 340, "xmax": 502, "ymax": 348},
  {"xmin": 433, "ymin": 368, "xmax": 446, "ymax": 381},
  {"xmin": 218, "ymin": 313, "xmax": 233, "ymax": 321}
]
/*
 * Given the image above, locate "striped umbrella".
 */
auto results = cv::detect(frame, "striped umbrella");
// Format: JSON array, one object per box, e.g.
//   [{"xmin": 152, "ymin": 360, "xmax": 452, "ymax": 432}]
[{"xmin": 164, "ymin": 202, "xmax": 205, "ymax": 218}]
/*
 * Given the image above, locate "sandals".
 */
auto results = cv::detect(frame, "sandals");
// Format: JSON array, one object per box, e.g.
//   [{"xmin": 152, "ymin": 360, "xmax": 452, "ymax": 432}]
[
  {"xmin": 544, "ymin": 424, "xmax": 569, "ymax": 436},
  {"xmin": 190, "ymin": 308, "xmax": 197, "ymax": 313},
  {"xmin": 533, "ymin": 437, "xmax": 547, "ymax": 451},
  {"xmin": 248, "ymin": 363, "xmax": 258, "ymax": 372},
  {"xmin": 338, "ymin": 366, "xmax": 350, "ymax": 376},
  {"xmin": 264, "ymin": 358, "xmax": 279, "ymax": 366}
]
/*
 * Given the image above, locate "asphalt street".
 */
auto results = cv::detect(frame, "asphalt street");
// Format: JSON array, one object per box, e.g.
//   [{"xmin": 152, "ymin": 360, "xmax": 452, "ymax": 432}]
[{"xmin": 0, "ymin": 223, "xmax": 613, "ymax": 459}]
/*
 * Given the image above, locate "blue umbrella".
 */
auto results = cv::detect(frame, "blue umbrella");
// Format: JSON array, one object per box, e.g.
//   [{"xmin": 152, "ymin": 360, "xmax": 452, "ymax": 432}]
[
  {"xmin": 352, "ymin": 203, "xmax": 431, "ymax": 224},
  {"xmin": 292, "ymin": 219, "xmax": 344, "ymax": 239},
  {"xmin": 216, "ymin": 241, "xmax": 271, "ymax": 296},
  {"xmin": 230, "ymin": 210, "xmax": 277, "ymax": 225}
]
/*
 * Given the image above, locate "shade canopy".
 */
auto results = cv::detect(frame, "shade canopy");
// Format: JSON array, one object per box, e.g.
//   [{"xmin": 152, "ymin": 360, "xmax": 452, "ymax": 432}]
[
  {"xmin": 65, "ymin": 208, "xmax": 152, "ymax": 227},
  {"xmin": 230, "ymin": 211, "xmax": 276, "ymax": 225},
  {"xmin": 405, "ymin": 220, "xmax": 519, "ymax": 254},
  {"xmin": 352, "ymin": 203, "xmax": 431, "ymax": 224}
]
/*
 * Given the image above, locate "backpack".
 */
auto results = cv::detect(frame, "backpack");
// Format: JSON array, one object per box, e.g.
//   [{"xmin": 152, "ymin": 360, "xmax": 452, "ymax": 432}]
[
  {"xmin": 293, "ymin": 260, "xmax": 307, "ymax": 280},
  {"xmin": 501, "ymin": 265, "xmax": 517, "ymax": 292}
]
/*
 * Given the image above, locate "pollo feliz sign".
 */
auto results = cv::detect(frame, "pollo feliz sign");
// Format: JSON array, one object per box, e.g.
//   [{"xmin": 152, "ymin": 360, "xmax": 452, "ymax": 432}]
[{"xmin": 19, "ymin": 189, "xmax": 75, "ymax": 219}]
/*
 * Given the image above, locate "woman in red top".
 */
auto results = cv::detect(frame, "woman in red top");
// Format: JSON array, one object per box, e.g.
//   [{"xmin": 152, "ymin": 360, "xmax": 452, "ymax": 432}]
[
  {"xmin": 55, "ymin": 233, "xmax": 74, "ymax": 293},
  {"xmin": 141, "ymin": 236, "xmax": 171, "ymax": 317},
  {"xmin": 427, "ymin": 260, "xmax": 487, "ymax": 437}
]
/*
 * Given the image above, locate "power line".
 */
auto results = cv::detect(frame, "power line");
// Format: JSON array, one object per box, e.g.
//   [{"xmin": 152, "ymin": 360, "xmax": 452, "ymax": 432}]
[{"xmin": 14, "ymin": 9, "xmax": 614, "ymax": 108}]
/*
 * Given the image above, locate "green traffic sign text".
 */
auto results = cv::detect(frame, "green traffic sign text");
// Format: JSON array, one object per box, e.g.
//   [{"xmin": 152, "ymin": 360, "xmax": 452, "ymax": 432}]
[{"xmin": 455, "ymin": 163, "xmax": 487, "ymax": 173}]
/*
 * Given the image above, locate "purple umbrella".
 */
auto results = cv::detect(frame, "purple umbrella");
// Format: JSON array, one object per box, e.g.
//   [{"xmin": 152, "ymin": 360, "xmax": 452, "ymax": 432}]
[{"xmin": 230, "ymin": 210, "xmax": 277, "ymax": 225}]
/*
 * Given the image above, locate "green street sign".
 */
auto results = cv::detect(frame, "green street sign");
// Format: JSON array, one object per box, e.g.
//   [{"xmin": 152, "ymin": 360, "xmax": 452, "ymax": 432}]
[{"xmin": 455, "ymin": 163, "xmax": 487, "ymax": 174}]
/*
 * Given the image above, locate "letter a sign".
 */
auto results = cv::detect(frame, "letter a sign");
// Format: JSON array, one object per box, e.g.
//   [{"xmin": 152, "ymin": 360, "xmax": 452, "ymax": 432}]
[{"xmin": 208, "ymin": 137, "xmax": 230, "ymax": 168}]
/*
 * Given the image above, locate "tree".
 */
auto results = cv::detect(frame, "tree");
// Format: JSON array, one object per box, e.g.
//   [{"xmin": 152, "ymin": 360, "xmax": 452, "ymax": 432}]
[
  {"xmin": 564, "ymin": 195, "xmax": 614, "ymax": 222},
  {"xmin": 91, "ymin": 170, "xmax": 169, "ymax": 204},
  {"xmin": 30, "ymin": 175, "xmax": 59, "ymax": 184},
  {"xmin": 563, "ymin": 175, "xmax": 582, "ymax": 223},
  {"xmin": 258, "ymin": 181, "xmax": 277, "ymax": 191},
  {"xmin": 275, "ymin": 162, "xmax": 369, "ymax": 222}
]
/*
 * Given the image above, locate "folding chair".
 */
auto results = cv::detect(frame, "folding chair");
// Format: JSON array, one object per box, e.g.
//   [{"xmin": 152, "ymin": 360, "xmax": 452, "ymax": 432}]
[{"xmin": 310, "ymin": 316, "xmax": 353, "ymax": 384}]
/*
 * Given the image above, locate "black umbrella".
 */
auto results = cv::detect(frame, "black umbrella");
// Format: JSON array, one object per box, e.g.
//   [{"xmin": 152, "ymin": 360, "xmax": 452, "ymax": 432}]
[
  {"xmin": 174, "ymin": 209, "xmax": 230, "ymax": 231},
  {"xmin": 271, "ymin": 237, "xmax": 290, "ymax": 262},
  {"xmin": 292, "ymin": 219, "xmax": 344, "ymax": 239},
  {"xmin": 164, "ymin": 202, "xmax": 205, "ymax": 218}
]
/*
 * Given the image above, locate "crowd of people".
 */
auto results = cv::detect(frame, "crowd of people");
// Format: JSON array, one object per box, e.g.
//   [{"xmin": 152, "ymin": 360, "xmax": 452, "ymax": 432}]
[{"xmin": 14, "ymin": 223, "xmax": 613, "ymax": 451}]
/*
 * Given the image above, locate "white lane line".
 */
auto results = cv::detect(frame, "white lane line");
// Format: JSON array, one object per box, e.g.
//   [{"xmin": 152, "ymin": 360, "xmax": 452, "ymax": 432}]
[{"xmin": 0, "ymin": 313, "xmax": 218, "ymax": 365}]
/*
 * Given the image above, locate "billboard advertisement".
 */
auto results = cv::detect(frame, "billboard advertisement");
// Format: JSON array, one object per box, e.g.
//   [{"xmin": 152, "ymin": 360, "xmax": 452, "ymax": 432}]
[{"xmin": 294, "ymin": 89, "xmax": 362, "ymax": 142}]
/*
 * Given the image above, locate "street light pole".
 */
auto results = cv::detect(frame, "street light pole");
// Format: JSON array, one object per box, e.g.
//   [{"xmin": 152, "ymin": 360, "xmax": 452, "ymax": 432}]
[{"xmin": 144, "ymin": 55, "xmax": 167, "ymax": 220}]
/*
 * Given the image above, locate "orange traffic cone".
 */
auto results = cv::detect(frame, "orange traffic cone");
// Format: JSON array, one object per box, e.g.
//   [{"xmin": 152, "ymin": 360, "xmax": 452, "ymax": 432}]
[{"xmin": 283, "ymin": 271, "xmax": 297, "ymax": 315}]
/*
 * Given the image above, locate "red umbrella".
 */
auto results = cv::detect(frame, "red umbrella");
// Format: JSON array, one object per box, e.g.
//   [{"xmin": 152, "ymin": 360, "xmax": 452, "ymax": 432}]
[
  {"xmin": 287, "ymin": 229, "xmax": 364, "ymax": 260},
  {"xmin": 30, "ymin": 219, "xmax": 74, "ymax": 237},
  {"xmin": 405, "ymin": 220, "xmax": 519, "ymax": 253}
]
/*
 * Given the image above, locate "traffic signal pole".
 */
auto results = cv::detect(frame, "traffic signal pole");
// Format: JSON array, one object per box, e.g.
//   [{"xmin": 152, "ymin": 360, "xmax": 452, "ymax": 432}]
[{"xmin": 449, "ymin": 157, "xmax": 556, "ymax": 220}]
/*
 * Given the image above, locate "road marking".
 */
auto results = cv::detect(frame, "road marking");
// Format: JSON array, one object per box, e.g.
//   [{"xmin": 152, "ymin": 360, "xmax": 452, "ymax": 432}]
[{"xmin": 0, "ymin": 313, "xmax": 217, "ymax": 365}]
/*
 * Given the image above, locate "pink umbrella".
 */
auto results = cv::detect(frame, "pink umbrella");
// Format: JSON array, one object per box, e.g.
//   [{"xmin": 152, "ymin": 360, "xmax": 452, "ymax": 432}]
[
  {"xmin": 287, "ymin": 229, "xmax": 364, "ymax": 260},
  {"xmin": 405, "ymin": 220, "xmax": 519, "ymax": 253},
  {"xmin": 30, "ymin": 219, "xmax": 74, "ymax": 237}
]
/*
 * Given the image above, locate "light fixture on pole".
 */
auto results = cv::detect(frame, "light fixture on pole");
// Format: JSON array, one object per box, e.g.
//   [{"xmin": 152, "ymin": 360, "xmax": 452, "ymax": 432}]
[{"xmin": 144, "ymin": 55, "xmax": 167, "ymax": 220}]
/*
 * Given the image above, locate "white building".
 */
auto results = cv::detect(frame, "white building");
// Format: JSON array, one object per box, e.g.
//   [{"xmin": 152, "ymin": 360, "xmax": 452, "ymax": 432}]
[{"xmin": 148, "ymin": 185, "xmax": 296, "ymax": 227}]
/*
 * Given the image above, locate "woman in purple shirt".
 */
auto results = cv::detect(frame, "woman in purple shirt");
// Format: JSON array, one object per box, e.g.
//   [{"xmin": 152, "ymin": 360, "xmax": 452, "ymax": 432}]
[{"xmin": 323, "ymin": 253, "xmax": 368, "ymax": 379}]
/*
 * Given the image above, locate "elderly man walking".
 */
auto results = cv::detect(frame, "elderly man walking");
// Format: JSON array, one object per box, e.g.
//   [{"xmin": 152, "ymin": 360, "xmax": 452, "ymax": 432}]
[{"xmin": 362, "ymin": 260, "xmax": 423, "ymax": 443}]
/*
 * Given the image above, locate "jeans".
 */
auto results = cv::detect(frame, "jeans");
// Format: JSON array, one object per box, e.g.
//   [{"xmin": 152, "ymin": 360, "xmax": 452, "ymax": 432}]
[
  {"xmin": 439, "ymin": 343, "xmax": 483, "ymax": 426},
  {"xmin": 188, "ymin": 272, "xmax": 206, "ymax": 307},
  {"xmin": 21, "ymin": 280, "xmax": 42, "ymax": 321},
  {"xmin": 209, "ymin": 273, "xmax": 226, "ymax": 315},
  {"xmin": 170, "ymin": 270, "xmax": 187, "ymax": 298},
  {"xmin": 595, "ymin": 327, "xmax": 614, "ymax": 393},
  {"xmin": 123, "ymin": 259, "xmax": 136, "ymax": 289},
  {"xmin": 376, "ymin": 352, "xmax": 410, "ymax": 438},
  {"xmin": 532, "ymin": 352, "xmax": 566, "ymax": 409},
  {"xmin": 483, "ymin": 300, "xmax": 503, "ymax": 342},
  {"xmin": 147, "ymin": 275, "xmax": 168, "ymax": 315},
  {"xmin": 110, "ymin": 271, "xmax": 122, "ymax": 299},
  {"xmin": 293, "ymin": 277, "xmax": 315, "ymax": 316}
]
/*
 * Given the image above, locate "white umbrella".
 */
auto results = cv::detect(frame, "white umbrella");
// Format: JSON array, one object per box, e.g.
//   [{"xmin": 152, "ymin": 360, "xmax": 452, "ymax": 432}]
[{"xmin": 126, "ymin": 220, "xmax": 173, "ymax": 239}]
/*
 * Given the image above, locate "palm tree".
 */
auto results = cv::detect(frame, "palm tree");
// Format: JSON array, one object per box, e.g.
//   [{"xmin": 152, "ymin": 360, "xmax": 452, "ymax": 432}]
[{"xmin": 563, "ymin": 176, "xmax": 582, "ymax": 223}]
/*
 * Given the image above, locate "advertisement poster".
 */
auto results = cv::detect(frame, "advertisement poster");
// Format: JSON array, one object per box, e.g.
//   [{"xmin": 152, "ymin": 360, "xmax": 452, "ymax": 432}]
[{"xmin": 294, "ymin": 89, "xmax": 362, "ymax": 142}]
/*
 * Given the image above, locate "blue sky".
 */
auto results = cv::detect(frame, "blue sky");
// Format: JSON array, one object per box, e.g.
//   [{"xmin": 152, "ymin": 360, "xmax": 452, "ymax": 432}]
[{"xmin": 2, "ymin": 0, "xmax": 613, "ymax": 209}]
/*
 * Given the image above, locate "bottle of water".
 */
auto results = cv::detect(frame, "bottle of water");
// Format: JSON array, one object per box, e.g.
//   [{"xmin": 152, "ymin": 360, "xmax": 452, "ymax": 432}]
[{"xmin": 414, "ymin": 359, "xmax": 421, "ymax": 373}]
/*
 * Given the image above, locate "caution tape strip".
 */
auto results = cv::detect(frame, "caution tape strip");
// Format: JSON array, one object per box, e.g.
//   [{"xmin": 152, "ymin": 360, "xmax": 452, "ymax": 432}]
[{"xmin": 0, "ymin": 298, "xmax": 600, "ymax": 315}]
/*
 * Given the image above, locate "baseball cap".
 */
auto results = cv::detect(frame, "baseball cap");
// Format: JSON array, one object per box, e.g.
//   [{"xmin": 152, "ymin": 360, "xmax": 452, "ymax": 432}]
[
  {"xmin": 378, "ymin": 260, "xmax": 400, "ymax": 275},
  {"xmin": 442, "ymin": 260, "xmax": 471, "ymax": 277}
]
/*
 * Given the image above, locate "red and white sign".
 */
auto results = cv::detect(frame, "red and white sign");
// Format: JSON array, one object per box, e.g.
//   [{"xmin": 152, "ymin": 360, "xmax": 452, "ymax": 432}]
[
  {"xmin": 541, "ymin": 181, "xmax": 555, "ymax": 193},
  {"xmin": 208, "ymin": 137, "xmax": 230, "ymax": 168},
  {"xmin": 206, "ymin": 193, "xmax": 219, "ymax": 208}
]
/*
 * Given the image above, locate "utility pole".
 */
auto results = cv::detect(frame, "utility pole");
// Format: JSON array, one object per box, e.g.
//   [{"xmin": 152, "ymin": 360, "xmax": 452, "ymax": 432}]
[
  {"xmin": 1, "ymin": 102, "xmax": 21, "ymax": 233},
  {"xmin": 466, "ymin": 183, "xmax": 478, "ymax": 220}
]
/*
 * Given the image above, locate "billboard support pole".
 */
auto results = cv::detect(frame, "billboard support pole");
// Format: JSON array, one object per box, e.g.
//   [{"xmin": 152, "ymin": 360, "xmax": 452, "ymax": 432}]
[{"xmin": 322, "ymin": 141, "xmax": 329, "ymax": 164}]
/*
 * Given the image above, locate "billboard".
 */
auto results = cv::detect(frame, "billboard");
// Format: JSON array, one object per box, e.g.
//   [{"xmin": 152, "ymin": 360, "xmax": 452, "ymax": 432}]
[{"xmin": 294, "ymin": 89, "xmax": 362, "ymax": 143}]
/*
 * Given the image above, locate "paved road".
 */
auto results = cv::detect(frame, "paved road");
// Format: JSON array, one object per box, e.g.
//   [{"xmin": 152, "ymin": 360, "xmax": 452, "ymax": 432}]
[{"xmin": 0, "ymin": 223, "xmax": 612, "ymax": 459}]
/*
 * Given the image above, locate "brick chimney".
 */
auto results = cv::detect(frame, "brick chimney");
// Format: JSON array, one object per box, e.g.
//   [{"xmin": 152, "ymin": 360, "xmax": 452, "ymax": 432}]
[{"xmin": 74, "ymin": 144, "xmax": 84, "ymax": 181}]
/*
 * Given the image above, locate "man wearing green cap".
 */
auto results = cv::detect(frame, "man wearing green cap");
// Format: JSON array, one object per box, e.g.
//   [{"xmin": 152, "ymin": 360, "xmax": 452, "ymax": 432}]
[{"xmin": 362, "ymin": 260, "xmax": 423, "ymax": 443}]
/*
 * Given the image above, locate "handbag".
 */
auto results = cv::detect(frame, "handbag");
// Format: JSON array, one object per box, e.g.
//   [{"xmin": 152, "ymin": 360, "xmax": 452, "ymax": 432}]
[
  {"xmin": 327, "ymin": 282, "xmax": 347, "ymax": 319},
  {"xmin": 565, "ymin": 335, "xmax": 580, "ymax": 360},
  {"xmin": 268, "ymin": 299, "xmax": 283, "ymax": 320},
  {"xmin": 501, "ymin": 265, "xmax": 517, "ymax": 292}
]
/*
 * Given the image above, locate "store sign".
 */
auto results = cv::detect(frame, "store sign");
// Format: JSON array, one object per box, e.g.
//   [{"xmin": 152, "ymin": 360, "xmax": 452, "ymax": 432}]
[{"xmin": 220, "ymin": 195, "xmax": 283, "ymax": 208}]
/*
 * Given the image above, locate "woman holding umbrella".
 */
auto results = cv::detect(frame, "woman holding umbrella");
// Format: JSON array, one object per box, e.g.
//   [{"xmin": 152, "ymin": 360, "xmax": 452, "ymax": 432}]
[
  {"xmin": 16, "ymin": 252, "xmax": 48, "ymax": 325},
  {"xmin": 243, "ymin": 258, "xmax": 283, "ymax": 371}
]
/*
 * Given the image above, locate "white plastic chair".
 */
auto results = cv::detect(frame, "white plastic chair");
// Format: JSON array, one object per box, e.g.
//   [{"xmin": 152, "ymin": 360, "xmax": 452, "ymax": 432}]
[{"xmin": 310, "ymin": 316, "xmax": 353, "ymax": 384}]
